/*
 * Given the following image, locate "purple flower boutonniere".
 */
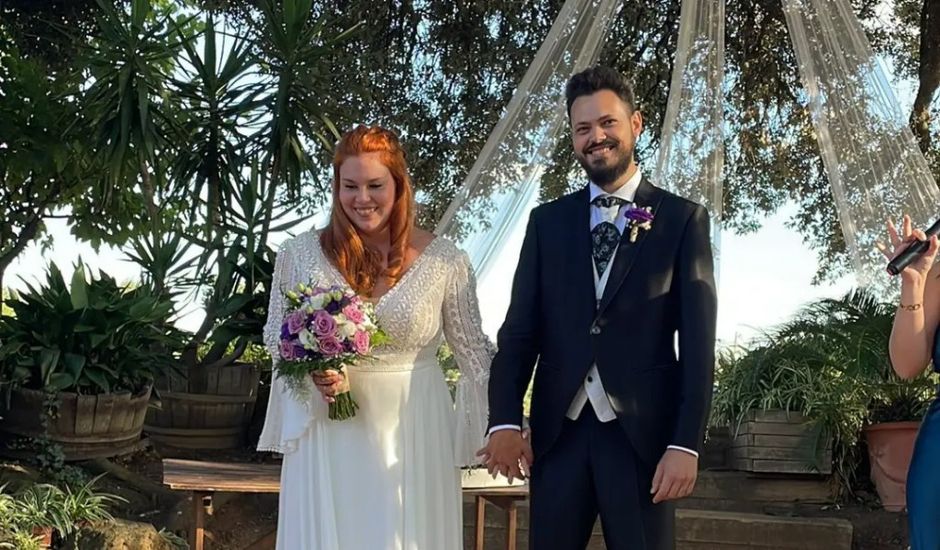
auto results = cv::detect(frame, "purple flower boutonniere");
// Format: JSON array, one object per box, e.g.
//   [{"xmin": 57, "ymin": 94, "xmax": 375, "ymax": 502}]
[{"xmin": 624, "ymin": 205, "xmax": 654, "ymax": 243}]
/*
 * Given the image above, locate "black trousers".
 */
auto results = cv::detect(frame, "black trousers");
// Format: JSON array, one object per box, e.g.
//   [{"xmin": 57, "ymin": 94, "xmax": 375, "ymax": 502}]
[{"xmin": 528, "ymin": 409, "xmax": 675, "ymax": 550}]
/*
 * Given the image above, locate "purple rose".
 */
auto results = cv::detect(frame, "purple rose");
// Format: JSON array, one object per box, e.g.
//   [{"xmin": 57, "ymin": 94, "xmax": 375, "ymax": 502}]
[
  {"xmin": 318, "ymin": 336, "xmax": 344, "ymax": 356},
  {"xmin": 279, "ymin": 340, "xmax": 297, "ymax": 360},
  {"xmin": 312, "ymin": 310, "xmax": 337, "ymax": 337},
  {"xmin": 343, "ymin": 304, "xmax": 365, "ymax": 324},
  {"xmin": 624, "ymin": 206, "xmax": 654, "ymax": 224},
  {"xmin": 292, "ymin": 344, "xmax": 309, "ymax": 359},
  {"xmin": 325, "ymin": 300, "xmax": 342, "ymax": 315},
  {"xmin": 353, "ymin": 330, "xmax": 370, "ymax": 355},
  {"xmin": 287, "ymin": 310, "xmax": 307, "ymax": 335},
  {"xmin": 280, "ymin": 324, "xmax": 290, "ymax": 340}
]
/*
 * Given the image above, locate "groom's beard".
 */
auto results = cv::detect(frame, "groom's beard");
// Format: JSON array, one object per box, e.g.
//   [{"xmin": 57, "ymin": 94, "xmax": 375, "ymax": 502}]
[{"xmin": 576, "ymin": 138, "xmax": 634, "ymax": 186}]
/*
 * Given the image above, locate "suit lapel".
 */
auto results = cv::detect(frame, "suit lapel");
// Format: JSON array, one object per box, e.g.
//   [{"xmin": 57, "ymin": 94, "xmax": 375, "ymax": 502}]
[
  {"xmin": 597, "ymin": 178, "xmax": 664, "ymax": 315},
  {"xmin": 566, "ymin": 187, "xmax": 597, "ymax": 316}
]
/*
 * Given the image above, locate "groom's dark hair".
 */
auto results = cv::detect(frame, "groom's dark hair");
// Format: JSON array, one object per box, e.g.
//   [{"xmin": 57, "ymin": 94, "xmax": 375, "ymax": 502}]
[{"xmin": 565, "ymin": 66, "xmax": 637, "ymax": 116}]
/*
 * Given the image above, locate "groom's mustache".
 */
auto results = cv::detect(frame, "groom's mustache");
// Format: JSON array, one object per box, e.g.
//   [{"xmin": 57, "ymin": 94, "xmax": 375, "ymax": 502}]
[{"xmin": 583, "ymin": 138, "xmax": 620, "ymax": 155}]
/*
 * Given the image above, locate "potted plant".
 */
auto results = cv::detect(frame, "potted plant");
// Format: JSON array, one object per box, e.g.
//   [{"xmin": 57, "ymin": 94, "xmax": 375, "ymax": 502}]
[
  {"xmin": 800, "ymin": 291, "xmax": 935, "ymax": 510},
  {"xmin": 712, "ymin": 341, "xmax": 852, "ymax": 477},
  {"xmin": 713, "ymin": 290, "xmax": 938, "ymax": 504},
  {"xmin": 860, "ymin": 371, "xmax": 935, "ymax": 511},
  {"xmin": 0, "ymin": 477, "xmax": 123, "ymax": 549},
  {"xmin": 0, "ymin": 263, "xmax": 185, "ymax": 460},
  {"xmin": 140, "ymin": 226, "xmax": 277, "ymax": 449}
]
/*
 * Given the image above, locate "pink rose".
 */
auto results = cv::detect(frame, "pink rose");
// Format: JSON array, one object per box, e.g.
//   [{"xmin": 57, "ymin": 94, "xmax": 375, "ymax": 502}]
[
  {"xmin": 342, "ymin": 304, "xmax": 365, "ymax": 325},
  {"xmin": 312, "ymin": 310, "xmax": 337, "ymax": 337},
  {"xmin": 353, "ymin": 330, "xmax": 370, "ymax": 355},
  {"xmin": 287, "ymin": 310, "xmax": 307, "ymax": 335},
  {"xmin": 318, "ymin": 336, "xmax": 344, "ymax": 356},
  {"xmin": 279, "ymin": 340, "xmax": 296, "ymax": 360}
]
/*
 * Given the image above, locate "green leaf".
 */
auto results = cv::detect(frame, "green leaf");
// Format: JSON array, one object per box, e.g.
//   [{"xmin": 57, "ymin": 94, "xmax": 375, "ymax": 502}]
[
  {"xmin": 63, "ymin": 353, "xmax": 87, "ymax": 380},
  {"xmin": 39, "ymin": 348, "xmax": 61, "ymax": 384},
  {"xmin": 70, "ymin": 264, "xmax": 90, "ymax": 309},
  {"xmin": 214, "ymin": 294, "xmax": 254, "ymax": 319},
  {"xmin": 47, "ymin": 372, "xmax": 75, "ymax": 392},
  {"xmin": 83, "ymin": 368, "xmax": 111, "ymax": 394}
]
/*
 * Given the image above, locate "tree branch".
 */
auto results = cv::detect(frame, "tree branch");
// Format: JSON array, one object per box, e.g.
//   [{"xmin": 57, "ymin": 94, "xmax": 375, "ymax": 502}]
[{"xmin": 910, "ymin": 0, "xmax": 940, "ymax": 153}]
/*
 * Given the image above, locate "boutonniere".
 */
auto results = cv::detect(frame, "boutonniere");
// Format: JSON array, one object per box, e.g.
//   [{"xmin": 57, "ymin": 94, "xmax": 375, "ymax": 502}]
[{"xmin": 624, "ymin": 205, "xmax": 654, "ymax": 243}]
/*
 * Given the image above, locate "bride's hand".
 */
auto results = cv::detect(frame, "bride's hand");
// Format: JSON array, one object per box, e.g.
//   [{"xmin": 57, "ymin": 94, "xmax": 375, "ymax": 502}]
[
  {"xmin": 311, "ymin": 369, "xmax": 348, "ymax": 403},
  {"xmin": 880, "ymin": 215, "xmax": 939, "ymax": 284}
]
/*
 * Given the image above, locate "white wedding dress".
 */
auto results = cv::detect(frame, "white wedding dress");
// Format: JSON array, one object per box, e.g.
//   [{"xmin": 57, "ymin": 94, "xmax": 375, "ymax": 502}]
[{"xmin": 258, "ymin": 231, "xmax": 493, "ymax": 550}]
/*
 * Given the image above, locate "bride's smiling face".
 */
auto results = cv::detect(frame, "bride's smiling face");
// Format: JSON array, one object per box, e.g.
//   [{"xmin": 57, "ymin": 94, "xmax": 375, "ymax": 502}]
[{"xmin": 338, "ymin": 152, "xmax": 397, "ymax": 236}]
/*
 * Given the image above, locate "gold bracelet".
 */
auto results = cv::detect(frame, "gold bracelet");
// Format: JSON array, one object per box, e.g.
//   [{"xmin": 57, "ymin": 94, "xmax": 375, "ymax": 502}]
[{"xmin": 899, "ymin": 303, "xmax": 923, "ymax": 311}]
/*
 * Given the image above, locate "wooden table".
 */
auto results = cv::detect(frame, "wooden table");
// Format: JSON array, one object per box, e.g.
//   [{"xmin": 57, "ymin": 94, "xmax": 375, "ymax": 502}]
[
  {"xmin": 464, "ymin": 486, "xmax": 529, "ymax": 550},
  {"xmin": 162, "ymin": 458, "xmax": 281, "ymax": 550},
  {"xmin": 163, "ymin": 459, "xmax": 530, "ymax": 550}
]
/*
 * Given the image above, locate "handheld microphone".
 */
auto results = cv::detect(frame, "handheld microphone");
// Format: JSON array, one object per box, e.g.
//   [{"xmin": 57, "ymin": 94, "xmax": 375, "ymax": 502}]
[{"xmin": 887, "ymin": 217, "xmax": 940, "ymax": 276}]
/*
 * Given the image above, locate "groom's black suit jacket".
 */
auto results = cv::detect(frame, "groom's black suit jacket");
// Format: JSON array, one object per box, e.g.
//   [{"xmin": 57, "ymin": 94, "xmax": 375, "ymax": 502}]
[{"xmin": 488, "ymin": 179, "xmax": 718, "ymax": 468}]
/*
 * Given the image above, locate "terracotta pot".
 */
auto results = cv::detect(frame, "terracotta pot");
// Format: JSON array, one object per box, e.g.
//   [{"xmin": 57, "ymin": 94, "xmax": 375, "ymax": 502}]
[
  {"xmin": 864, "ymin": 421, "xmax": 920, "ymax": 512},
  {"xmin": 31, "ymin": 526, "xmax": 52, "ymax": 549}
]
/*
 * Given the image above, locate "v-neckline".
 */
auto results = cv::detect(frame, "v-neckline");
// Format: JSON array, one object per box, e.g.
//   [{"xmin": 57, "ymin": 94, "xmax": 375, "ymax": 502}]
[{"xmin": 316, "ymin": 234, "xmax": 441, "ymax": 309}]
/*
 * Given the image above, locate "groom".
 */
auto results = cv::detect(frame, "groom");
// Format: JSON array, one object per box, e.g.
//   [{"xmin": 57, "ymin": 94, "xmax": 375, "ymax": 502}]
[{"xmin": 478, "ymin": 66, "xmax": 717, "ymax": 550}]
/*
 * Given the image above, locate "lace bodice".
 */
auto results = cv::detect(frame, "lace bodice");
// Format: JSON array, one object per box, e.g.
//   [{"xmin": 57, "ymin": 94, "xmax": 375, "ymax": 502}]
[{"xmin": 258, "ymin": 231, "xmax": 494, "ymax": 465}]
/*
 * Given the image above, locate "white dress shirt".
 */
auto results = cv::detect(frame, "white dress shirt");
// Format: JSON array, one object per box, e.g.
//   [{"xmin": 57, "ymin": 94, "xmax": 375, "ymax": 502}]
[{"xmin": 491, "ymin": 169, "xmax": 697, "ymax": 458}]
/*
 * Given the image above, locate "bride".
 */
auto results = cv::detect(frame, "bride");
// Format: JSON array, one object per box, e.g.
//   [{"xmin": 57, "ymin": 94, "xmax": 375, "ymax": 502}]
[{"xmin": 258, "ymin": 124, "xmax": 494, "ymax": 549}]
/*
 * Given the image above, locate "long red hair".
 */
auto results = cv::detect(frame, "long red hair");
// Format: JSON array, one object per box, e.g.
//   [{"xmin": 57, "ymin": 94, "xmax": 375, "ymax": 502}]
[{"xmin": 320, "ymin": 125, "xmax": 416, "ymax": 296}]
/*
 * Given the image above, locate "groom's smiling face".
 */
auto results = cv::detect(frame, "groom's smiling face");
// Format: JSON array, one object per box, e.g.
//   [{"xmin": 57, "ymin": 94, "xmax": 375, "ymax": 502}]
[{"xmin": 570, "ymin": 90, "xmax": 643, "ymax": 189}]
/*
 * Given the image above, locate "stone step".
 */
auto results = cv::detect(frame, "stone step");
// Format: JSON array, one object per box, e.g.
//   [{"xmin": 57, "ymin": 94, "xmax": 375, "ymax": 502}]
[
  {"xmin": 680, "ymin": 470, "xmax": 836, "ymax": 513},
  {"xmin": 677, "ymin": 509, "xmax": 853, "ymax": 549},
  {"xmin": 463, "ymin": 498, "xmax": 853, "ymax": 550}
]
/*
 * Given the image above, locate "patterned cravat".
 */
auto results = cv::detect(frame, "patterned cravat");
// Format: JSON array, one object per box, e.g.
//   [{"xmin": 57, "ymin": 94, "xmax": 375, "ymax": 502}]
[
  {"xmin": 591, "ymin": 195, "xmax": 627, "ymax": 209},
  {"xmin": 591, "ymin": 195, "xmax": 627, "ymax": 275}
]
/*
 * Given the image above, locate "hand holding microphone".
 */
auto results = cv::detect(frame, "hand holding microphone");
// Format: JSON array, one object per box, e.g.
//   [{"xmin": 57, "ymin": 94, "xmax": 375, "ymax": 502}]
[{"xmin": 880, "ymin": 215, "xmax": 940, "ymax": 280}]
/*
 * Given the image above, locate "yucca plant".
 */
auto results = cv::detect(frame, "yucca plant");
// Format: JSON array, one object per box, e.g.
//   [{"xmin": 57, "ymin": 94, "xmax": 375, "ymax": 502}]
[{"xmin": 77, "ymin": 1, "xmax": 354, "ymax": 372}]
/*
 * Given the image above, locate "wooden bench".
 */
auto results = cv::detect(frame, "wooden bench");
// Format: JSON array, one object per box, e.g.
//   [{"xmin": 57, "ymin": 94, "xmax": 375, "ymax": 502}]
[{"xmin": 162, "ymin": 458, "xmax": 528, "ymax": 550}]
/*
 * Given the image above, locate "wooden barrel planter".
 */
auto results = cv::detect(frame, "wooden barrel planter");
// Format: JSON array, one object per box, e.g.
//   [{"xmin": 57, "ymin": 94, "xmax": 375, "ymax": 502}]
[
  {"xmin": 0, "ymin": 386, "xmax": 151, "ymax": 460},
  {"xmin": 144, "ymin": 362, "xmax": 260, "ymax": 449}
]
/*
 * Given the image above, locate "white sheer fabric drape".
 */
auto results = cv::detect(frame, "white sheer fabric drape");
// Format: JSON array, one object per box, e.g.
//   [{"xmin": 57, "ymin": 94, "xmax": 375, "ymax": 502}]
[
  {"xmin": 433, "ymin": 0, "xmax": 621, "ymax": 334},
  {"xmin": 653, "ymin": 0, "xmax": 726, "ymax": 272},
  {"xmin": 434, "ymin": 0, "xmax": 732, "ymax": 335},
  {"xmin": 783, "ymin": 0, "xmax": 940, "ymax": 289}
]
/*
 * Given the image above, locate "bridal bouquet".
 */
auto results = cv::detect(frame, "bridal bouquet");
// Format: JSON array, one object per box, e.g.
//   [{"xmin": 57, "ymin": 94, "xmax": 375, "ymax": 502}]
[{"xmin": 276, "ymin": 283, "xmax": 389, "ymax": 420}]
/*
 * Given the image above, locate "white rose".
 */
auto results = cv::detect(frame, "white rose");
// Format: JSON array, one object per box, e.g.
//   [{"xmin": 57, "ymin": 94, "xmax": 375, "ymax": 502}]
[
  {"xmin": 337, "ymin": 319, "xmax": 357, "ymax": 339},
  {"xmin": 307, "ymin": 293, "xmax": 327, "ymax": 310},
  {"xmin": 298, "ymin": 329, "xmax": 318, "ymax": 350}
]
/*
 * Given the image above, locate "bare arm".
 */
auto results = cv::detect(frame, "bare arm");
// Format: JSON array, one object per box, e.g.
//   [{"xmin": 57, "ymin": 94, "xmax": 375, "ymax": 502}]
[
  {"xmin": 889, "ymin": 263, "xmax": 940, "ymax": 378},
  {"xmin": 883, "ymin": 216, "xmax": 940, "ymax": 379}
]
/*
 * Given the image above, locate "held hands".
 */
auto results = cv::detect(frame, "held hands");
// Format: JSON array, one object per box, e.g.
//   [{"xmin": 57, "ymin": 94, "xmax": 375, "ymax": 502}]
[
  {"xmin": 310, "ymin": 369, "xmax": 349, "ymax": 403},
  {"xmin": 475, "ymin": 428, "xmax": 534, "ymax": 484},
  {"xmin": 880, "ymin": 215, "xmax": 939, "ymax": 283},
  {"xmin": 651, "ymin": 449, "xmax": 698, "ymax": 504}
]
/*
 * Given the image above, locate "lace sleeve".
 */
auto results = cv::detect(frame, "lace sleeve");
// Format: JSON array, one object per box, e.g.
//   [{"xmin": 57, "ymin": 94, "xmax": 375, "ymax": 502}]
[
  {"xmin": 258, "ymin": 237, "xmax": 325, "ymax": 454},
  {"xmin": 442, "ymin": 249, "xmax": 495, "ymax": 467},
  {"xmin": 263, "ymin": 241, "xmax": 291, "ymax": 361}
]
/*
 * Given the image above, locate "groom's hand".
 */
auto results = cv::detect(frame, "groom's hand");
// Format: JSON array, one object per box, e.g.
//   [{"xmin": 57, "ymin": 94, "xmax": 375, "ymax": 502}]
[
  {"xmin": 651, "ymin": 449, "xmax": 698, "ymax": 504},
  {"xmin": 475, "ymin": 429, "xmax": 534, "ymax": 483}
]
